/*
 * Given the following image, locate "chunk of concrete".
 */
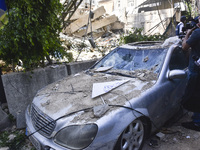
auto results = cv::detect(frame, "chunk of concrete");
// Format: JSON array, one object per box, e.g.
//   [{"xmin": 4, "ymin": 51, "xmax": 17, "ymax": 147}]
[
  {"xmin": 64, "ymin": 6, "xmax": 106, "ymax": 34},
  {"xmin": 76, "ymin": 15, "xmax": 118, "ymax": 36},
  {"xmin": 156, "ymin": 132, "xmax": 165, "ymax": 140},
  {"xmin": 93, "ymin": 104, "xmax": 110, "ymax": 118}
]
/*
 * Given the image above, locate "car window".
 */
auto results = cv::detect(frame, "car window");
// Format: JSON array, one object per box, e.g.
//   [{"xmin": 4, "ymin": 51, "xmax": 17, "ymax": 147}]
[
  {"xmin": 169, "ymin": 47, "xmax": 188, "ymax": 70},
  {"xmin": 94, "ymin": 47, "xmax": 167, "ymax": 73}
]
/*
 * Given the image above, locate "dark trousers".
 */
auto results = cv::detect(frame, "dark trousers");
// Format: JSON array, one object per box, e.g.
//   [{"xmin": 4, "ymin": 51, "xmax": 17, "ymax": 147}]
[
  {"xmin": 181, "ymin": 72, "xmax": 200, "ymax": 125},
  {"xmin": 181, "ymin": 73, "xmax": 200, "ymax": 113}
]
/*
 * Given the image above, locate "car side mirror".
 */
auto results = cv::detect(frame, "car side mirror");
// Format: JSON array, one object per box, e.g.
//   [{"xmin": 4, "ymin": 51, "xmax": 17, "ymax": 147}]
[{"xmin": 168, "ymin": 69, "xmax": 187, "ymax": 80}]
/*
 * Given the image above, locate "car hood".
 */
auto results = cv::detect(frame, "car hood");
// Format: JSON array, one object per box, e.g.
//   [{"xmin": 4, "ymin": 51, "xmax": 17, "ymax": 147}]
[{"xmin": 32, "ymin": 70, "xmax": 157, "ymax": 120}]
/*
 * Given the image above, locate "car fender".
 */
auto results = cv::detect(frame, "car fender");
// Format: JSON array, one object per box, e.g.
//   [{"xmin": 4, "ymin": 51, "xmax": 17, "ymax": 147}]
[{"xmin": 88, "ymin": 106, "xmax": 150, "ymax": 149}]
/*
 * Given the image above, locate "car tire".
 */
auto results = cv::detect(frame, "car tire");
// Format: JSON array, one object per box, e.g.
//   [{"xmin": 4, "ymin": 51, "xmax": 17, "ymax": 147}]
[{"xmin": 114, "ymin": 119, "xmax": 146, "ymax": 150}]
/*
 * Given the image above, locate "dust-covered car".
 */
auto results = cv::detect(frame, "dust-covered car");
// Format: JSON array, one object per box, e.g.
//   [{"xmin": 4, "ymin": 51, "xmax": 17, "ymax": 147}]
[{"xmin": 25, "ymin": 40, "xmax": 189, "ymax": 150}]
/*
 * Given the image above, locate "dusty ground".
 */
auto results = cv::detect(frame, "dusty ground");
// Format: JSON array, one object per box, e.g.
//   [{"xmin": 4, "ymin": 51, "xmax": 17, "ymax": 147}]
[{"xmin": 143, "ymin": 110, "xmax": 200, "ymax": 150}]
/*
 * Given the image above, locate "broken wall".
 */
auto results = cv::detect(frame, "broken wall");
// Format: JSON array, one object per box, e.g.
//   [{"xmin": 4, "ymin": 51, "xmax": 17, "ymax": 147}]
[{"xmin": 2, "ymin": 60, "xmax": 97, "ymax": 128}]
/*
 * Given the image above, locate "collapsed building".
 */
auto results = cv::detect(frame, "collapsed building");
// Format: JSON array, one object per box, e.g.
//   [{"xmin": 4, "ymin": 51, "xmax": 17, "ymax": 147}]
[{"xmin": 61, "ymin": 0, "xmax": 195, "ymax": 38}]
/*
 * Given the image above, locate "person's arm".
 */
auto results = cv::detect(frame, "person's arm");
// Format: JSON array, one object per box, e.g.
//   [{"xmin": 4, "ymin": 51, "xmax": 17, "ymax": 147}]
[
  {"xmin": 182, "ymin": 30, "xmax": 191, "ymax": 51},
  {"xmin": 182, "ymin": 27, "xmax": 196, "ymax": 51}
]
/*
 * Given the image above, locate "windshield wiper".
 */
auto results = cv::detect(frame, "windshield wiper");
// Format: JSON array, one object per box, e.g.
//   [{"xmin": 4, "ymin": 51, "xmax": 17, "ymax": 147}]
[{"xmin": 106, "ymin": 71, "xmax": 135, "ymax": 78}]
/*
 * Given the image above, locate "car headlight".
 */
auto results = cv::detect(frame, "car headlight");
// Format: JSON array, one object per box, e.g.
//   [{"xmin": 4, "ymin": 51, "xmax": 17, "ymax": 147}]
[{"xmin": 54, "ymin": 124, "xmax": 98, "ymax": 150}]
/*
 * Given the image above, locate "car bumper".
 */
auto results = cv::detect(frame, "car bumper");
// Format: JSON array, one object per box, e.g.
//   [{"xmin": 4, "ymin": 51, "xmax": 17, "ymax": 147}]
[{"xmin": 25, "ymin": 106, "xmax": 116, "ymax": 150}]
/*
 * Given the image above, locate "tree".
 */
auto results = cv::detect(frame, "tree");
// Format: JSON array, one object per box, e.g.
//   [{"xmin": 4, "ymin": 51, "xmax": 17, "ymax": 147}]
[
  {"xmin": 0, "ymin": 0, "xmax": 67, "ymax": 70},
  {"xmin": 197, "ymin": 0, "xmax": 200, "ymax": 14}
]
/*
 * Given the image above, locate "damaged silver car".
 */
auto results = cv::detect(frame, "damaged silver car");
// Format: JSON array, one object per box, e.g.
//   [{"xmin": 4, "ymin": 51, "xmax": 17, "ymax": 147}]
[{"xmin": 25, "ymin": 40, "xmax": 189, "ymax": 150}]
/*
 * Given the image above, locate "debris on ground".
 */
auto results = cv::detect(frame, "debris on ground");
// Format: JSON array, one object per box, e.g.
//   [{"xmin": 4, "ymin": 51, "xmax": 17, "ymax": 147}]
[{"xmin": 143, "ymin": 111, "xmax": 200, "ymax": 150}]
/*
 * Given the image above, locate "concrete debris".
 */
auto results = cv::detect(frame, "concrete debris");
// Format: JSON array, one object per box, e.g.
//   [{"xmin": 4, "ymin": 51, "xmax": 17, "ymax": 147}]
[
  {"xmin": 173, "ymin": 137, "xmax": 178, "ymax": 143},
  {"xmin": 93, "ymin": 104, "xmax": 110, "ymax": 118},
  {"xmin": 143, "ymin": 56, "xmax": 149, "ymax": 62},
  {"xmin": 75, "ymin": 15, "xmax": 118, "ymax": 37},
  {"xmin": 156, "ymin": 132, "xmax": 165, "ymax": 140},
  {"xmin": 8, "ymin": 134, "xmax": 16, "ymax": 141},
  {"xmin": 63, "ymin": 6, "xmax": 106, "ymax": 34},
  {"xmin": 186, "ymin": 136, "xmax": 190, "ymax": 139},
  {"xmin": 60, "ymin": 32, "xmax": 121, "ymax": 62},
  {"xmin": 52, "ymin": 84, "xmax": 59, "ymax": 91},
  {"xmin": 149, "ymin": 139, "xmax": 159, "ymax": 147},
  {"xmin": 63, "ymin": 6, "xmax": 124, "ymax": 39},
  {"xmin": 193, "ymin": 133, "xmax": 200, "ymax": 139}
]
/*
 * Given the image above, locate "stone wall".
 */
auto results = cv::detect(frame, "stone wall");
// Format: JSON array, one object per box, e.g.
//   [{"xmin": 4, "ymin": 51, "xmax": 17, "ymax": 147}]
[{"xmin": 1, "ymin": 59, "xmax": 97, "ymax": 128}]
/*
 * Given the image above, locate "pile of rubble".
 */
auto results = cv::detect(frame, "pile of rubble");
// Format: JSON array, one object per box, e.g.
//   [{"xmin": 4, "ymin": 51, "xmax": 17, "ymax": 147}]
[
  {"xmin": 60, "ymin": 6, "xmax": 125, "ymax": 62},
  {"xmin": 62, "ymin": 6, "xmax": 124, "ymax": 39},
  {"xmin": 60, "ymin": 32, "xmax": 122, "ymax": 62}
]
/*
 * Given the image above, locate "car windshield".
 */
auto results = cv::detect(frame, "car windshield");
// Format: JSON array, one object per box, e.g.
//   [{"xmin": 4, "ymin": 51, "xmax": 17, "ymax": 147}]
[{"xmin": 93, "ymin": 47, "xmax": 167, "ymax": 75}]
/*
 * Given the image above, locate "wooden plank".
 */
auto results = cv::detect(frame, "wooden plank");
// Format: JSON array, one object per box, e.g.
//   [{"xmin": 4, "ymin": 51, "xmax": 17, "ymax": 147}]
[
  {"xmin": 76, "ymin": 15, "xmax": 118, "ymax": 37},
  {"xmin": 63, "ymin": 6, "xmax": 106, "ymax": 34}
]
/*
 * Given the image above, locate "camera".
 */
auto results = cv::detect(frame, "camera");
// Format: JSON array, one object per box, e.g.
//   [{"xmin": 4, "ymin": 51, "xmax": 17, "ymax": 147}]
[
  {"xmin": 183, "ymin": 17, "xmax": 199, "ymax": 32},
  {"xmin": 179, "ymin": 18, "xmax": 198, "ymax": 39},
  {"xmin": 185, "ymin": 22, "xmax": 197, "ymax": 29}
]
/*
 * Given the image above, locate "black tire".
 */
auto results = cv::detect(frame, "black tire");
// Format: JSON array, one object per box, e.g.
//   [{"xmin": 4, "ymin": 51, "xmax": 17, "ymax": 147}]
[{"xmin": 114, "ymin": 119, "xmax": 146, "ymax": 150}]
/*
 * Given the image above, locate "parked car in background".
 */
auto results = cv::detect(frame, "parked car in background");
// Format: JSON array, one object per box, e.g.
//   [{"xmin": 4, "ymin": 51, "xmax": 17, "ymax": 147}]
[{"xmin": 25, "ymin": 39, "xmax": 188, "ymax": 150}]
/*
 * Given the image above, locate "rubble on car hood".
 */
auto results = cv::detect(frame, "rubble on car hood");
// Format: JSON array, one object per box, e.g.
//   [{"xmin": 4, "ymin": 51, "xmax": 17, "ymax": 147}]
[{"xmin": 32, "ymin": 70, "xmax": 157, "ymax": 122}]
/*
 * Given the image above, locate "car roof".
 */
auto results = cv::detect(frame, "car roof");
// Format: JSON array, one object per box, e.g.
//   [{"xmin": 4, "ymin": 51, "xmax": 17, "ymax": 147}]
[{"xmin": 119, "ymin": 41, "xmax": 165, "ymax": 50}]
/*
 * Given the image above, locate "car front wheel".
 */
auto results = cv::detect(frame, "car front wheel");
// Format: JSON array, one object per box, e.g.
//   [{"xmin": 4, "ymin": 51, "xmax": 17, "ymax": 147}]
[{"xmin": 115, "ymin": 119, "xmax": 146, "ymax": 150}]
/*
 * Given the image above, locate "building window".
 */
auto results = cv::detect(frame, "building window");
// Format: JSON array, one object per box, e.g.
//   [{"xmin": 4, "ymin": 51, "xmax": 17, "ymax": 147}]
[{"xmin": 118, "ymin": 0, "xmax": 120, "ymax": 7}]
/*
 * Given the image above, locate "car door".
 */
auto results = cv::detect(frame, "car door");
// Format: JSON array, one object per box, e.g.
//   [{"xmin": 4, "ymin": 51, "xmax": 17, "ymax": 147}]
[{"xmin": 148, "ymin": 46, "xmax": 189, "ymax": 126}]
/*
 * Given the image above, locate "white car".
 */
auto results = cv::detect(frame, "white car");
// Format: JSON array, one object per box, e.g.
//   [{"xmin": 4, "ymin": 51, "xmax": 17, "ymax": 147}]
[{"xmin": 26, "ymin": 41, "xmax": 188, "ymax": 150}]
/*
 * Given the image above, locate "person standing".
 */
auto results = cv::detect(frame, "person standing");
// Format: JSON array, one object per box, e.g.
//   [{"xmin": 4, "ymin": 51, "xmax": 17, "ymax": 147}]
[
  {"xmin": 181, "ymin": 16, "xmax": 200, "ymax": 131},
  {"xmin": 0, "ymin": 0, "xmax": 6, "ymax": 11},
  {"xmin": 176, "ymin": 16, "xmax": 187, "ymax": 36}
]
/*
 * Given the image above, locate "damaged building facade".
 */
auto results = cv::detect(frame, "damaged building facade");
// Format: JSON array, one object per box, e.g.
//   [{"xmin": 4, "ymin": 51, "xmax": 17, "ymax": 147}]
[{"xmin": 63, "ymin": 0, "xmax": 198, "ymax": 37}]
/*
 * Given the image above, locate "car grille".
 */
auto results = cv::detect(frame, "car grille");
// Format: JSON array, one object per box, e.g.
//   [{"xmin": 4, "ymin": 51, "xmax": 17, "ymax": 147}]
[{"xmin": 31, "ymin": 104, "xmax": 56, "ymax": 137}]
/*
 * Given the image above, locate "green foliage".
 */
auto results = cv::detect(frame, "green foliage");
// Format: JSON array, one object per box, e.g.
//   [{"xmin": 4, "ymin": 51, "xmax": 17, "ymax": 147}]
[
  {"xmin": 120, "ymin": 28, "xmax": 166, "ymax": 44},
  {"xmin": 0, "ymin": 130, "xmax": 26, "ymax": 149},
  {"xmin": 0, "ymin": 0, "xmax": 67, "ymax": 70},
  {"xmin": 0, "ymin": 12, "xmax": 8, "ymax": 29}
]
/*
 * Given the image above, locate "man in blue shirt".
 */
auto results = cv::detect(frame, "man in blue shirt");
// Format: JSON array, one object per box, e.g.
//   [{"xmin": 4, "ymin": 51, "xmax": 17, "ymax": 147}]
[
  {"xmin": 182, "ymin": 16, "xmax": 200, "ymax": 131},
  {"xmin": 176, "ymin": 16, "xmax": 186, "ymax": 36}
]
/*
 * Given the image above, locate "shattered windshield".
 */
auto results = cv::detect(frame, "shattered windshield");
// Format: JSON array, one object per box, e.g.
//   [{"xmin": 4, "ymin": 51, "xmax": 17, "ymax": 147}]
[{"xmin": 94, "ymin": 47, "xmax": 167, "ymax": 74}]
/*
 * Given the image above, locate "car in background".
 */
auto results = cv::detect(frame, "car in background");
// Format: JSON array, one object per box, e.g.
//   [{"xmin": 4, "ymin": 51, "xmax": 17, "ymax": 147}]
[{"xmin": 25, "ymin": 40, "xmax": 188, "ymax": 150}]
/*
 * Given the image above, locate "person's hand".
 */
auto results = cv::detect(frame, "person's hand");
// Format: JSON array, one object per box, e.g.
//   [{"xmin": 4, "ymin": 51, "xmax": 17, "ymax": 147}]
[
  {"xmin": 186, "ymin": 25, "xmax": 197, "ymax": 36},
  {"xmin": 186, "ymin": 29, "xmax": 193, "ymax": 36}
]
